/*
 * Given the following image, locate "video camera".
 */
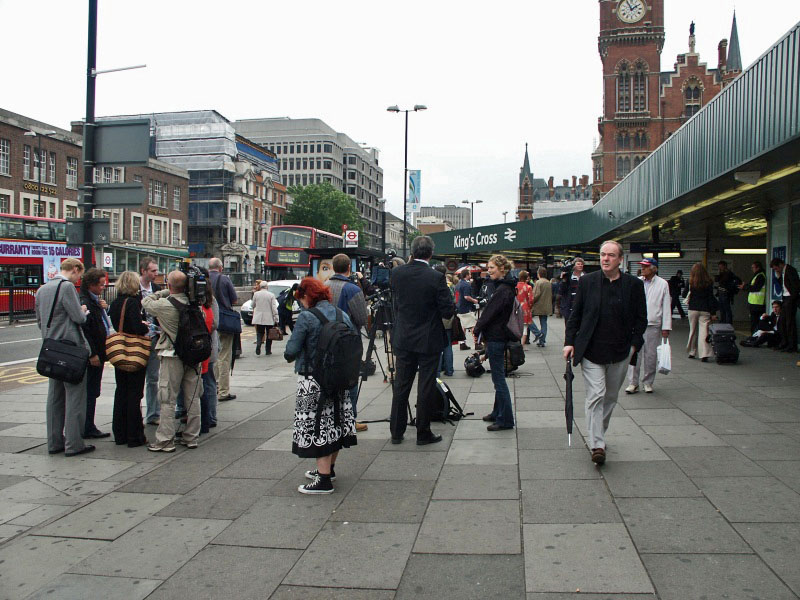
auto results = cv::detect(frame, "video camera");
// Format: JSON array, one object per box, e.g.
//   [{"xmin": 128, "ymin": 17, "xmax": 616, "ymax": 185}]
[
  {"xmin": 370, "ymin": 248, "xmax": 398, "ymax": 290},
  {"xmin": 179, "ymin": 261, "xmax": 208, "ymax": 305}
]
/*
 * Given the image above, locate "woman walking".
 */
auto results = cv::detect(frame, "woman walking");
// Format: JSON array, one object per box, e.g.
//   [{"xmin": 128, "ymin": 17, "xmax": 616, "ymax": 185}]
[
  {"xmin": 252, "ymin": 281, "xmax": 279, "ymax": 355},
  {"xmin": 687, "ymin": 263, "xmax": 718, "ymax": 362},
  {"xmin": 474, "ymin": 255, "xmax": 517, "ymax": 431},
  {"xmin": 516, "ymin": 271, "xmax": 534, "ymax": 344},
  {"xmin": 108, "ymin": 271, "xmax": 149, "ymax": 447},
  {"xmin": 284, "ymin": 277, "xmax": 357, "ymax": 494}
]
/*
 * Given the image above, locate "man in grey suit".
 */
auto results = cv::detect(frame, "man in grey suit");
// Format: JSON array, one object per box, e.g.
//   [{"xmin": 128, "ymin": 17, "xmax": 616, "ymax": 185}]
[{"xmin": 35, "ymin": 258, "xmax": 95, "ymax": 457}]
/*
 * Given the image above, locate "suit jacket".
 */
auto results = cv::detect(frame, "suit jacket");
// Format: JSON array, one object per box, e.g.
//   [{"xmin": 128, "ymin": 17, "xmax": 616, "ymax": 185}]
[
  {"xmin": 564, "ymin": 270, "xmax": 647, "ymax": 366},
  {"xmin": 390, "ymin": 260, "xmax": 455, "ymax": 355},
  {"xmin": 35, "ymin": 276, "xmax": 90, "ymax": 351},
  {"xmin": 782, "ymin": 264, "xmax": 800, "ymax": 299},
  {"xmin": 251, "ymin": 290, "xmax": 279, "ymax": 326},
  {"xmin": 79, "ymin": 290, "xmax": 109, "ymax": 362}
]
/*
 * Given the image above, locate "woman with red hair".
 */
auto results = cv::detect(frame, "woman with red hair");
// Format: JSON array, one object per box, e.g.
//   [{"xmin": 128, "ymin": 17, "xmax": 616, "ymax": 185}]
[{"xmin": 284, "ymin": 276, "xmax": 357, "ymax": 494}]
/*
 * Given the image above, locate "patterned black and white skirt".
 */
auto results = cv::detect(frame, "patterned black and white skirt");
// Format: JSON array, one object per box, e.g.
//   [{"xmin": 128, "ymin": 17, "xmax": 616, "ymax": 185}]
[{"xmin": 292, "ymin": 376, "xmax": 357, "ymax": 458}]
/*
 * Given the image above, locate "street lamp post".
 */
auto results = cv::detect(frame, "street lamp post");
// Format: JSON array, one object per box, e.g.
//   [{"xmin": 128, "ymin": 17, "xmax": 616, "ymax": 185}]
[
  {"xmin": 23, "ymin": 130, "xmax": 56, "ymax": 218},
  {"xmin": 378, "ymin": 198, "xmax": 387, "ymax": 253},
  {"xmin": 502, "ymin": 211, "xmax": 508, "ymax": 223},
  {"xmin": 387, "ymin": 104, "xmax": 426, "ymax": 259},
  {"xmin": 462, "ymin": 199, "xmax": 483, "ymax": 228}
]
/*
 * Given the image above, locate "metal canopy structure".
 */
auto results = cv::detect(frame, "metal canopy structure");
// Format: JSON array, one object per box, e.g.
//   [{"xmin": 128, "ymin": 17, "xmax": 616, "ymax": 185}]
[{"xmin": 430, "ymin": 21, "xmax": 800, "ymax": 262}]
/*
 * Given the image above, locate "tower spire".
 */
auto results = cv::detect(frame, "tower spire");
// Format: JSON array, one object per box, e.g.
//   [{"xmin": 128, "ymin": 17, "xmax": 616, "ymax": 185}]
[{"xmin": 727, "ymin": 11, "xmax": 742, "ymax": 72}]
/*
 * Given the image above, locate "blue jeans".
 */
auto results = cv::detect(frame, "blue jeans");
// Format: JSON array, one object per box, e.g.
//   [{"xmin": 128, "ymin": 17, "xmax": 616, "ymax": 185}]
[
  {"xmin": 486, "ymin": 341, "xmax": 514, "ymax": 428},
  {"xmin": 201, "ymin": 366, "xmax": 217, "ymax": 432},
  {"xmin": 438, "ymin": 330, "xmax": 454, "ymax": 376},
  {"xmin": 528, "ymin": 316, "xmax": 548, "ymax": 344},
  {"xmin": 144, "ymin": 345, "xmax": 160, "ymax": 421},
  {"xmin": 718, "ymin": 292, "xmax": 733, "ymax": 324}
]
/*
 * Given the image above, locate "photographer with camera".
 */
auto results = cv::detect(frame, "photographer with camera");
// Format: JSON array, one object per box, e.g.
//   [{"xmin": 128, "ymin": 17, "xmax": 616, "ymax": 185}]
[
  {"xmin": 142, "ymin": 270, "xmax": 209, "ymax": 452},
  {"xmin": 474, "ymin": 255, "xmax": 517, "ymax": 431}
]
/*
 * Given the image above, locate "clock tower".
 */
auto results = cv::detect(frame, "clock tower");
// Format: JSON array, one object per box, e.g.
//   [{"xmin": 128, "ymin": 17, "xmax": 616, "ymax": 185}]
[{"xmin": 594, "ymin": 0, "xmax": 665, "ymax": 200}]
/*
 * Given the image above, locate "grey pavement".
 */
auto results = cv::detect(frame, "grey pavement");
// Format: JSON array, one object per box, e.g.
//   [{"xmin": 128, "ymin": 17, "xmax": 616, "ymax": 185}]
[{"xmin": 0, "ymin": 319, "xmax": 799, "ymax": 599}]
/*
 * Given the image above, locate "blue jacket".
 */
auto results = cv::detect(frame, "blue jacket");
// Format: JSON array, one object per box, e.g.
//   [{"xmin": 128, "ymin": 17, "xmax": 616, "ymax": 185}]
[
  {"xmin": 284, "ymin": 300, "xmax": 354, "ymax": 374},
  {"xmin": 327, "ymin": 274, "xmax": 368, "ymax": 329}
]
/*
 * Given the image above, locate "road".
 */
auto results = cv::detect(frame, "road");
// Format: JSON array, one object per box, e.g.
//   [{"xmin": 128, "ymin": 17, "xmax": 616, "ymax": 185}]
[{"xmin": 0, "ymin": 320, "xmax": 44, "ymax": 391}]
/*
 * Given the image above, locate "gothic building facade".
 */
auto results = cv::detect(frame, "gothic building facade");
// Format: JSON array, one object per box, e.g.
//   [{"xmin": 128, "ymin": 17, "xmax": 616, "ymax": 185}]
[
  {"xmin": 517, "ymin": 144, "xmax": 592, "ymax": 221},
  {"xmin": 591, "ymin": 0, "xmax": 742, "ymax": 201}
]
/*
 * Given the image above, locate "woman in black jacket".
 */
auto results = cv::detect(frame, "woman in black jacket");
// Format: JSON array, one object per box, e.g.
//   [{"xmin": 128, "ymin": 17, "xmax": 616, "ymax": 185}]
[
  {"xmin": 686, "ymin": 263, "xmax": 718, "ymax": 362},
  {"xmin": 108, "ymin": 271, "xmax": 150, "ymax": 447},
  {"xmin": 473, "ymin": 254, "xmax": 516, "ymax": 431}
]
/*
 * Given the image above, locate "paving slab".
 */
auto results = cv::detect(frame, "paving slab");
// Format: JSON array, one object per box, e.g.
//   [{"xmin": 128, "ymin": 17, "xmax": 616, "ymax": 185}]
[
  {"xmin": 0, "ymin": 500, "xmax": 39, "ymax": 524},
  {"xmin": 446, "ymin": 438, "xmax": 518, "ymax": 465},
  {"xmin": 362, "ymin": 451, "xmax": 445, "ymax": 480},
  {"xmin": 270, "ymin": 587, "xmax": 395, "ymax": 600},
  {"xmin": 215, "ymin": 450, "xmax": 301, "ymax": 479},
  {"xmin": 146, "ymin": 545, "xmax": 301, "ymax": 600},
  {"xmin": 719, "ymin": 433, "xmax": 800, "ymax": 461},
  {"xmin": 433, "ymin": 464, "xmax": 520, "ymax": 500},
  {"xmin": 331, "ymin": 479, "xmax": 433, "ymax": 523},
  {"xmin": 693, "ymin": 413, "xmax": 778, "ymax": 435},
  {"xmin": 156, "ymin": 477, "xmax": 277, "ymax": 520},
  {"xmin": 284, "ymin": 521, "xmax": 419, "ymax": 589},
  {"xmin": 518, "ymin": 449, "xmax": 600, "ymax": 479},
  {"xmin": 642, "ymin": 553, "xmax": 797, "ymax": 600},
  {"xmin": 757, "ymin": 460, "xmax": 800, "ymax": 493},
  {"xmin": 601, "ymin": 460, "xmax": 701, "ymax": 497},
  {"xmin": 517, "ymin": 427, "xmax": 580, "ymax": 450},
  {"xmin": 732, "ymin": 522, "xmax": 800, "ymax": 596},
  {"xmin": 6, "ymin": 503, "xmax": 71, "ymax": 527},
  {"xmin": 664, "ymin": 446, "xmax": 768, "ymax": 477},
  {"xmin": 0, "ymin": 437, "xmax": 47, "ymax": 453},
  {"xmin": 0, "ymin": 535, "xmax": 108, "ymax": 600},
  {"xmin": 602, "ymin": 431, "xmax": 672, "ymax": 461},
  {"xmin": 454, "ymin": 418, "xmax": 517, "ymax": 439},
  {"xmin": 521, "ymin": 479, "xmax": 620, "ymax": 524},
  {"xmin": 212, "ymin": 494, "xmax": 336, "ymax": 549},
  {"xmin": 693, "ymin": 476, "xmax": 800, "ymax": 522},
  {"xmin": 396, "ymin": 554, "xmax": 526, "ymax": 599},
  {"xmin": 24, "ymin": 574, "xmax": 161, "ymax": 600},
  {"xmin": 516, "ymin": 411, "xmax": 570, "ymax": 428},
  {"xmin": 641, "ymin": 424, "xmax": 727, "ymax": 447},
  {"xmin": 617, "ymin": 497, "xmax": 749, "ymax": 553},
  {"xmin": 671, "ymin": 400, "xmax": 745, "ymax": 416},
  {"xmin": 69, "ymin": 516, "xmax": 230, "ymax": 579},
  {"xmin": 523, "ymin": 523, "xmax": 653, "ymax": 594},
  {"xmin": 0, "ymin": 454, "xmax": 135, "ymax": 481},
  {"xmin": 414, "ymin": 499, "xmax": 521, "ymax": 554},
  {"xmin": 223, "ymin": 419, "xmax": 288, "ymax": 439},
  {"xmin": 37, "ymin": 492, "xmax": 179, "ymax": 540},
  {"xmin": 625, "ymin": 409, "xmax": 697, "ymax": 426}
]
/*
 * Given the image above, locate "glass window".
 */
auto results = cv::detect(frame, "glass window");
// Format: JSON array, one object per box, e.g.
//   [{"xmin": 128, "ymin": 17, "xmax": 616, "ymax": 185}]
[
  {"xmin": 0, "ymin": 194, "xmax": 9, "ymax": 213},
  {"xmin": 23, "ymin": 145, "xmax": 31, "ymax": 179},
  {"xmin": 270, "ymin": 227, "xmax": 311, "ymax": 247},
  {"xmin": 323, "ymin": 144, "xmax": 332, "ymax": 153},
  {"xmin": 316, "ymin": 144, "xmax": 321, "ymax": 153},
  {"xmin": 303, "ymin": 144, "xmax": 308, "ymax": 153},
  {"xmin": 112, "ymin": 211, "xmax": 120, "ymax": 239},
  {"xmin": 172, "ymin": 222, "xmax": 181, "ymax": 245},
  {"xmin": 65, "ymin": 204, "xmax": 77, "ymax": 218},
  {"xmin": 173, "ymin": 187, "xmax": 181, "ymax": 211},
  {"xmin": 132, "ymin": 215, "xmax": 142, "ymax": 241},
  {"xmin": 66, "ymin": 157, "xmax": 78, "ymax": 188},
  {"xmin": 617, "ymin": 63, "xmax": 631, "ymax": 112},
  {"xmin": 323, "ymin": 160, "xmax": 332, "ymax": 170},
  {"xmin": 0, "ymin": 139, "xmax": 9, "ymax": 175},
  {"xmin": 290, "ymin": 145, "xmax": 294, "ymax": 154},
  {"xmin": 153, "ymin": 181, "xmax": 162, "ymax": 207}
]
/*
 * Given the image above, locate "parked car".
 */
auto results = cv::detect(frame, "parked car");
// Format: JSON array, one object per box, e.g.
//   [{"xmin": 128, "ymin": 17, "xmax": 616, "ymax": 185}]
[{"xmin": 239, "ymin": 279, "xmax": 300, "ymax": 326}]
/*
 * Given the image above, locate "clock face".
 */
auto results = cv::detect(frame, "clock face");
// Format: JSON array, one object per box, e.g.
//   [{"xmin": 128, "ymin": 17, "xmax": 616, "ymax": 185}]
[{"xmin": 617, "ymin": 0, "xmax": 646, "ymax": 23}]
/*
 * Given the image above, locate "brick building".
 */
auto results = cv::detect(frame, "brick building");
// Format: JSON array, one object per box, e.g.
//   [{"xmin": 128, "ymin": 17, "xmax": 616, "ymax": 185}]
[
  {"xmin": 592, "ymin": 1, "xmax": 742, "ymax": 200},
  {"xmin": 517, "ymin": 144, "xmax": 593, "ymax": 221}
]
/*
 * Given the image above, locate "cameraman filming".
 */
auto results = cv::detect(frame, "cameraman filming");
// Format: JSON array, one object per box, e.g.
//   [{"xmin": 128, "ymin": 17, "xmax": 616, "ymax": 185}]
[{"xmin": 142, "ymin": 270, "xmax": 202, "ymax": 452}]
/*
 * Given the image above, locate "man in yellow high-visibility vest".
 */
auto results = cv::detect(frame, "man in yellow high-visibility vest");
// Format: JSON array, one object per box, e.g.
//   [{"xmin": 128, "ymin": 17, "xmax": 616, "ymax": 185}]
[{"xmin": 739, "ymin": 261, "xmax": 767, "ymax": 335}]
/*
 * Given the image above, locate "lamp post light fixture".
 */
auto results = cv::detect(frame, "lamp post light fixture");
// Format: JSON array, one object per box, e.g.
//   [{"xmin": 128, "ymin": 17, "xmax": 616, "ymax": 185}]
[
  {"xmin": 386, "ymin": 104, "xmax": 426, "ymax": 259},
  {"xmin": 23, "ymin": 130, "xmax": 57, "ymax": 219},
  {"xmin": 502, "ymin": 211, "xmax": 508, "ymax": 223},
  {"xmin": 462, "ymin": 199, "xmax": 483, "ymax": 228}
]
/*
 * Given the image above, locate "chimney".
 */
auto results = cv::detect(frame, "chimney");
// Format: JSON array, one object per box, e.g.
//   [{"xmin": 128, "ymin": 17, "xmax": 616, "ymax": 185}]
[
  {"xmin": 572, "ymin": 175, "xmax": 577, "ymax": 190},
  {"xmin": 562, "ymin": 179, "xmax": 568, "ymax": 187},
  {"xmin": 582, "ymin": 175, "xmax": 590, "ymax": 187},
  {"xmin": 70, "ymin": 120, "xmax": 84, "ymax": 136},
  {"xmin": 547, "ymin": 177, "xmax": 554, "ymax": 198},
  {"xmin": 718, "ymin": 39, "xmax": 728, "ymax": 72}
]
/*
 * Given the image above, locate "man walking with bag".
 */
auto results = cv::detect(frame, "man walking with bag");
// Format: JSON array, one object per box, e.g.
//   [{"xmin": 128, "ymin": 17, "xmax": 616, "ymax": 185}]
[
  {"xmin": 626, "ymin": 258, "xmax": 671, "ymax": 394},
  {"xmin": 139, "ymin": 257, "xmax": 162, "ymax": 426},
  {"xmin": 564, "ymin": 241, "xmax": 646, "ymax": 465},
  {"xmin": 35, "ymin": 258, "xmax": 95, "ymax": 457},
  {"xmin": 209, "ymin": 257, "xmax": 239, "ymax": 401}
]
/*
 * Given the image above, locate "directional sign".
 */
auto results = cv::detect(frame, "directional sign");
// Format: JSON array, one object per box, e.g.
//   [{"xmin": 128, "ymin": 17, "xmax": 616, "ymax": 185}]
[
  {"xmin": 86, "ymin": 119, "xmax": 151, "ymax": 166},
  {"xmin": 344, "ymin": 230, "xmax": 359, "ymax": 248},
  {"xmin": 66, "ymin": 218, "xmax": 109, "ymax": 244},
  {"xmin": 80, "ymin": 183, "xmax": 145, "ymax": 208}
]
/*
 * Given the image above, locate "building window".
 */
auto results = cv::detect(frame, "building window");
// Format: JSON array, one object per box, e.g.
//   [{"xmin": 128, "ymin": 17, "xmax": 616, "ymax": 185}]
[
  {"xmin": 323, "ymin": 160, "xmax": 332, "ymax": 170},
  {"xmin": 316, "ymin": 144, "xmax": 321, "ymax": 153},
  {"xmin": 173, "ymin": 187, "xmax": 181, "ymax": 211},
  {"xmin": 616, "ymin": 156, "xmax": 632, "ymax": 179},
  {"xmin": 103, "ymin": 166, "xmax": 113, "ymax": 183},
  {"xmin": 684, "ymin": 80, "xmax": 702, "ymax": 117},
  {"xmin": 151, "ymin": 219, "xmax": 163, "ymax": 245},
  {"xmin": 172, "ymin": 222, "xmax": 181, "ymax": 245},
  {"xmin": 22, "ymin": 198, "xmax": 30, "ymax": 215},
  {"xmin": 49, "ymin": 203, "xmax": 56, "ymax": 218},
  {"xmin": 348, "ymin": 171, "xmax": 356, "ymax": 180},
  {"xmin": 133, "ymin": 175, "xmax": 142, "ymax": 183},
  {"xmin": 633, "ymin": 62, "xmax": 647, "ymax": 111},
  {"xmin": 302, "ymin": 159, "xmax": 307, "ymax": 169},
  {"xmin": 23, "ymin": 145, "xmax": 31, "ymax": 179},
  {"xmin": 148, "ymin": 180, "xmax": 153, "ymax": 205},
  {"xmin": 0, "ymin": 194, "xmax": 9, "ymax": 213},
  {"xmin": 66, "ymin": 157, "xmax": 78, "ymax": 188},
  {"xmin": 65, "ymin": 204, "xmax": 77, "ymax": 219},
  {"xmin": 0, "ymin": 139, "xmax": 9, "ymax": 175},
  {"xmin": 303, "ymin": 144, "xmax": 308, "ymax": 153},
  {"xmin": 617, "ymin": 62, "xmax": 631, "ymax": 112},
  {"xmin": 323, "ymin": 143, "xmax": 332, "ymax": 153},
  {"xmin": 34, "ymin": 199, "xmax": 45, "ymax": 217},
  {"xmin": 34, "ymin": 149, "xmax": 43, "ymax": 182},
  {"xmin": 302, "ymin": 175, "xmax": 307, "ymax": 185},
  {"xmin": 348, "ymin": 156, "xmax": 356, "ymax": 165},
  {"xmin": 290, "ymin": 144, "xmax": 294, "ymax": 154},
  {"xmin": 112, "ymin": 211, "xmax": 120, "ymax": 239},
  {"xmin": 48, "ymin": 153, "xmax": 56, "ymax": 184},
  {"xmin": 153, "ymin": 181, "xmax": 162, "ymax": 207},
  {"xmin": 132, "ymin": 216, "xmax": 142, "ymax": 241}
]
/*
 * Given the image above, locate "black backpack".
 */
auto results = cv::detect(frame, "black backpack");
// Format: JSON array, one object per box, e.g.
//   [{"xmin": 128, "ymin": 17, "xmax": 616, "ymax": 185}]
[
  {"xmin": 430, "ymin": 378, "xmax": 472, "ymax": 422},
  {"xmin": 308, "ymin": 307, "xmax": 363, "ymax": 392},
  {"xmin": 167, "ymin": 298, "xmax": 212, "ymax": 366}
]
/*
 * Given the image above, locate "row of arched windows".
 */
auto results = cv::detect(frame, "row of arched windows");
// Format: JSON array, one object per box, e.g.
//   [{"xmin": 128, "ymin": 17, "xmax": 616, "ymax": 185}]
[
  {"xmin": 616, "ymin": 131, "xmax": 648, "ymax": 150},
  {"xmin": 617, "ymin": 60, "xmax": 648, "ymax": 112},
  {"xmin": 684, "ymin": 79, "xmax": 703, "ymax": 117},
  {"xmin": 616, "ymin": 156, "xmax": 647, "ymax": 179}
]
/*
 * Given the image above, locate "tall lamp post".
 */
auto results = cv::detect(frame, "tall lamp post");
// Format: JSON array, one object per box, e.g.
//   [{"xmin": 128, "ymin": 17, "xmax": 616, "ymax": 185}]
[
  {"xmin": 462, "ymin": 199, "xmax": 483, "ymax": 228},
  {"xmin": 502, "ymin": 211, "xmax": 508, "ymax": 223},
  {"xmin": 23, "ymin": 130, "xmax": 56, "ymax": 218},
  {"xmin": 387, "ymin": 104, "xmax": 426, "ymax": 259},
  {"xmin": 378, "ymin": 198, "xmax": 387, "ymax": 253}
]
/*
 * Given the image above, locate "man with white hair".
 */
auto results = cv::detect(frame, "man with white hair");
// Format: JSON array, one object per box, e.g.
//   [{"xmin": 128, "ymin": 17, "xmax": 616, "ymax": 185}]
[{"xmin": 208, "ymin": 257, "xmax": 238, "ymax": 401}]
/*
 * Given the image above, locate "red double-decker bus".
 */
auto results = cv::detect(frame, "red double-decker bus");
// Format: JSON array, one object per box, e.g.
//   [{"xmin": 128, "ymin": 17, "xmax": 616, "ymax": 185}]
[{"xmin": 264, "ymin": 225, "xmax": 342, "ymax": 280}]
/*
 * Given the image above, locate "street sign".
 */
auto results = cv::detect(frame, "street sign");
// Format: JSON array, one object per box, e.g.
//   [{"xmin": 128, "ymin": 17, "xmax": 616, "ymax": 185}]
[
  {"xmin": 66, "ymin": 218, "xmax": 110, "ymax": 244},
  {"xmin": 344, "ymin": 230, "xmax": 359, "ymax": 248},
  {"xmin": 102, "ymin": 252, "xmax": 113, "ymax": 269},
  {"xmin": 80, "ymin": 183, "xmax": 145, "ymax": 207},
  {"xmin": 86, "ymin": 119, "xmax": 151, "ymax": 166}
]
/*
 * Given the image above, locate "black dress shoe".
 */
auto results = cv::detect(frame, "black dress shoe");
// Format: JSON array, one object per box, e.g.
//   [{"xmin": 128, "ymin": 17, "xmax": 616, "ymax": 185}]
[
  {"xmin": 390, "ymin": 436, "xmax": 404, "ymax": 445},
  {"xmin": 65, "ymin": 445, "xmax": 95, "ymax": 457},
  {"xmin": 48, "ymin": 448, "xmax": 64, "ymax": 455},
  {"xmin": 218, "ymin": 394, "xmax": 236, "ymax": 401},
  {"xmin": 84, "ymin": 431, "xmax": 111, "ymax": 439},
  {"xmin": 416, "ymin": 434, "xmax": 442, "ymax": 446},
  {"xmin": 482, "ymin": 414, "xmax": 495, "ymax": 422},
  {"xmin": 487, "ymin": 423, "xmax": 513, "ymax": 431},
  {"xmin": 255, "ymin": 346, "xmax": 261, "ymax": 355}
]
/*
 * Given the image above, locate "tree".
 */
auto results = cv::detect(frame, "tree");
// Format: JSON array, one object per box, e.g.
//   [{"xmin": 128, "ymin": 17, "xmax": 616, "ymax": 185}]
[{"xmin": 286, "ymin": 183, "xmax": 365, "ymax": 244}]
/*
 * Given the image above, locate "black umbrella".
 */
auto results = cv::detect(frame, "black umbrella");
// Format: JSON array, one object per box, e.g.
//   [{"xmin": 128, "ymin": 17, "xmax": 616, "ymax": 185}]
[{"xmin": 564, "ymin": 358, "xmax": 574, "ymax": 446}]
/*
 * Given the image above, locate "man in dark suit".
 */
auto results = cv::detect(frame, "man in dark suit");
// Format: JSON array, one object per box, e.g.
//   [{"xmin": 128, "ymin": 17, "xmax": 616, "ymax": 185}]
[
  {"xmin": 389, "ymin": 236, "xmax": 455, "ymax": 445},
  {"xmin": 79, "ymin": 268, "xmax": 112, "ymax": 439},
  {"xmin": 770, "ymin": 257, "xmax": 800, "ymax": 352},
  {"xmin": 563, "ymin": 241, "xmax": 647, "ymax": 465}
]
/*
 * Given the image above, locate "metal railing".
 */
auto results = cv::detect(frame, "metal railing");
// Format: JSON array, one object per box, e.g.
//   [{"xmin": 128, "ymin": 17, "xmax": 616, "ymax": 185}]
[{"xmin": 1, "ymin": 287, "xmax": 38, "ymax": 323}]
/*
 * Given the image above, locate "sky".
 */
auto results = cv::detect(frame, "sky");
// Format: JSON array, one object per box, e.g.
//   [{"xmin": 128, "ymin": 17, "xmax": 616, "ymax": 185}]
[{"xmin": 3, "ymin": 0, "xmax": 799, "ymax": 226}]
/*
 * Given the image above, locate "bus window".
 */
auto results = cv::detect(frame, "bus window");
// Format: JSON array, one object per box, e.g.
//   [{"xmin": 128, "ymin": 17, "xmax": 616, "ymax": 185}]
[
  {"xmin": 51, "ymin": 222, "xmax": 66, "ymax": 241},
  {"xmin": 0, "ymin": 220, "xmax": 24, "ymax": 239},
  {"xmin": 25, "ymin": 221, "xmax": 51, "ymax": 240},
  {"xmin": 272, "ymin": 228, "xmax": 312, "ymax": 247}
]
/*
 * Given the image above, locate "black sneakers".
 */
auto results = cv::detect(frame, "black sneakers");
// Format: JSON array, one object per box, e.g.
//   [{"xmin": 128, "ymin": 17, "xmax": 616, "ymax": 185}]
[
  {"xmin": 305, "ymin": 467, "xmax": 336, "ymax": 481},
  {"xmin": 298, "ymin": 474, "xmax": 334, "ymax": 494}
]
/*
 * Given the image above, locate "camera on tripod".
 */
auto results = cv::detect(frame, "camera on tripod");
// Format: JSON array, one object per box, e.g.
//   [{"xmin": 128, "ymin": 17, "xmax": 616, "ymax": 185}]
[
  {"xmin": 179, "ymin": 261, "xmax": 208, "ymax": 305},
  {"xmin": 370, "ymin": 248, "xmax": 398, "ymax": 290}
]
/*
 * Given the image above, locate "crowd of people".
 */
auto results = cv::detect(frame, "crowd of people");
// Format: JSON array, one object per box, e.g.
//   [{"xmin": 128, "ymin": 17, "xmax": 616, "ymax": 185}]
[{"xmin": 33, "ymin": 237, "xmax": 798, "ymax": 490}]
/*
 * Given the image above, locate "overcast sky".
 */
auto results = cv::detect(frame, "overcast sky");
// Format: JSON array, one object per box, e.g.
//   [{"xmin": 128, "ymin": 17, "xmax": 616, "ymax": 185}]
[{"xmin": 3, "ymin": 0, "xmax": 799, "ymax": 226}]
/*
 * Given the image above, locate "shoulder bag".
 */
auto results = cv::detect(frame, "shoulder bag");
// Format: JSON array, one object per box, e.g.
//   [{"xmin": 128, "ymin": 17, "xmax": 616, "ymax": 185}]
[
  {"xmin": 36, "ymin": 280, "xmax": 91, "ymax": 384},
  {"xmin": 215, "ymin": 276, "xmax": 242, "ymax": 334},
  {"xmin": 106, "ymin": 298, "xmax": 151, "ymax": 372}
]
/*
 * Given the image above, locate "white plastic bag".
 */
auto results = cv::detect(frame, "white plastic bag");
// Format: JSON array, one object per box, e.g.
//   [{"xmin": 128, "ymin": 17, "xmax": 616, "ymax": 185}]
[{"xmin": 657, "ymin": 338, "xmax": 672, "ymax": 375}]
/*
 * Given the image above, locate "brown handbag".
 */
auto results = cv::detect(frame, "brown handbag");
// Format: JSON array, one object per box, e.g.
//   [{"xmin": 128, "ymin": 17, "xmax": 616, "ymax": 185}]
[
  {"xmin": 105, "ymin": 298, "xmax": 151, "ymax": 372},
  {"xmin": 267, "ymin": 326, "xmax": 284, "ymax": 341}
]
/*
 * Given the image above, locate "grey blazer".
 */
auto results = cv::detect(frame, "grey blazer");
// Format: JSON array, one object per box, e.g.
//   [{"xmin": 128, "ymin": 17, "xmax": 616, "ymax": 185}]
[{"xmin": 35, "ymin": 277, "xmax": 90, "ymax": 351}]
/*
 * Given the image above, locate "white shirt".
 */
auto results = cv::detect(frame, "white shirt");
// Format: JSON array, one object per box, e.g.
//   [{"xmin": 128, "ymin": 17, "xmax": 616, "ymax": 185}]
[
  {"xmin": 641, "ymin": 274, "xmax": 672, "ymax": 330},
  {"xmin": 781, "ymin": 266, "xmax": 791, "ymax": 297}
]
